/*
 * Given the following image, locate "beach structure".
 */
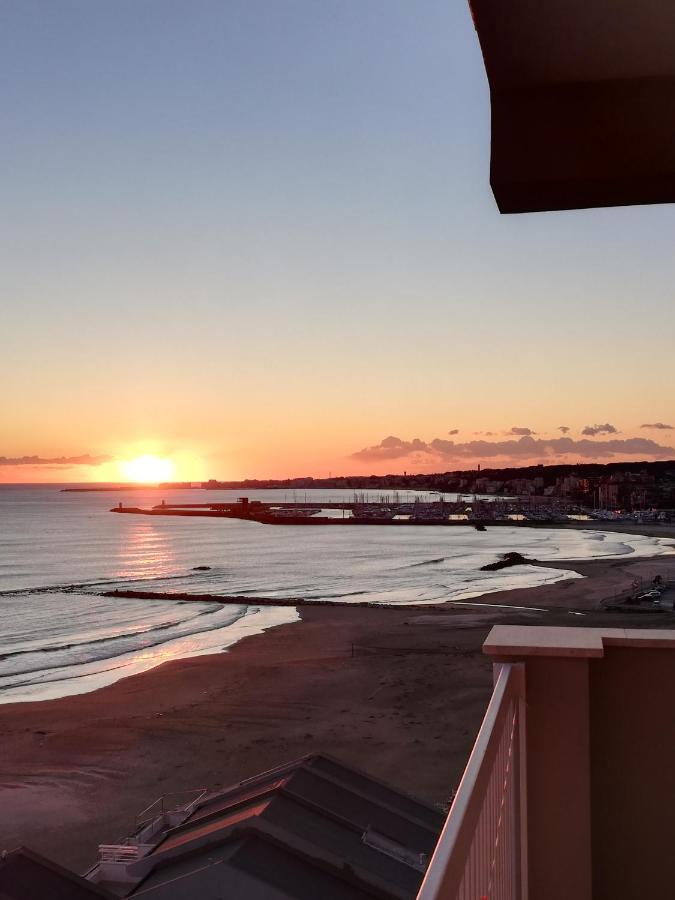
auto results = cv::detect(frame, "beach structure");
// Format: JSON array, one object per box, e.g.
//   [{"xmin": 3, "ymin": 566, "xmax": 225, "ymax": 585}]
[
  {"xmin": 0, "ymin": 847, "xmax": 113, "ymax": 899},
  {"xmin": 418, "ymin": 626, "xmax": 675, "ymax": 899},
  {"xmin": 470, "ymin": 0, "xmax": 675, "ymax": 212},
  {"xmin": 1, "ymin": 755, "xmax": 442, "ymax": 899}
]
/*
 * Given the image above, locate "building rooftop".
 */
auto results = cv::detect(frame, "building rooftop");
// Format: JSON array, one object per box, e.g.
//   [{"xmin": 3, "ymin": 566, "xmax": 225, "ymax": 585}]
[
  {"xmin": 0, "ymin": 847, "xmax": 114, "ymax": 900},
  {"xmin": 122, "ymin": 754, "xmax": 443, "ymax": 899},
  {"xmin": 0, "ymin": 754, "xmax": 443, "ymax": 900}
]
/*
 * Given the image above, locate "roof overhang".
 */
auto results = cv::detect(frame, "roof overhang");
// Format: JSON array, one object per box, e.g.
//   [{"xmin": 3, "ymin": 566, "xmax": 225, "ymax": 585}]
[{"xmin": 469, "ymin": 1, "xmax": 675, "ymax": 212}]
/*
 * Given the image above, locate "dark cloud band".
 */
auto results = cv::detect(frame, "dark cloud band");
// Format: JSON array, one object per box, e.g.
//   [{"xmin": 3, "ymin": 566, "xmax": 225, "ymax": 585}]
[
  {"xmin": 0, "ymin": 454, "xmax": 112, "ymax": 467},
  {"xmin": 352, "ymin": 434, "xmax": 674, "ymax": 463}
]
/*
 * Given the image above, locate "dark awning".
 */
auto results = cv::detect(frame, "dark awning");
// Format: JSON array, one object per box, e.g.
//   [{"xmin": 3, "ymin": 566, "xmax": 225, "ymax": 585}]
[{"xmin": 469, "ymin": 1, "xmax": 675, "ymax": 212}]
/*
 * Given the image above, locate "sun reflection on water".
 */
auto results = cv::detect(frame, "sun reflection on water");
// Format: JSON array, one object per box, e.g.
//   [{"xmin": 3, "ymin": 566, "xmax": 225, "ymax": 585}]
[{"xmin": 116, "ymin": 521, "xmax": 176, "ymax": 580}]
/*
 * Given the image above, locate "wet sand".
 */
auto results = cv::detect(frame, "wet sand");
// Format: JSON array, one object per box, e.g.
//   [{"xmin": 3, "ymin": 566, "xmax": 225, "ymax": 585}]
[
  {"xmin": 1, "ymin": 542, "xmax": 674, "ymax": 873},
  {"xmin": 468, "ymin": 552, "xmax": 675, "ymax": 610},
  {"xmin": 564, "ymin": 521, "xmax": 675, "ymax": 540}
]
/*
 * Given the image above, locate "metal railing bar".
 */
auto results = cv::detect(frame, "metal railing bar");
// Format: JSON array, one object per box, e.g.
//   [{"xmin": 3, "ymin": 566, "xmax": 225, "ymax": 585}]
[{"xmin": 417, "ymin": 663, "xmax": 524, "ymax": 899}]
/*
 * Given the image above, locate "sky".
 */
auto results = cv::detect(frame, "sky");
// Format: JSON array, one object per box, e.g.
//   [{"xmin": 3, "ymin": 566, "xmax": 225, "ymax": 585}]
[{"xmin": 2, "ymin": 0, "xmax": 674, "ymax": 483}]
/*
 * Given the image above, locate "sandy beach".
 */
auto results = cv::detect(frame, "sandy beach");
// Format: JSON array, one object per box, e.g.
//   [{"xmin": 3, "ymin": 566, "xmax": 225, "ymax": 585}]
[
  {"xmin": 470, "ymin": 550, "xmax": 675, "ymax": 610},
  {"xmin": 1, "ymin": 542, "xmax": 674, "ymax": 873}
]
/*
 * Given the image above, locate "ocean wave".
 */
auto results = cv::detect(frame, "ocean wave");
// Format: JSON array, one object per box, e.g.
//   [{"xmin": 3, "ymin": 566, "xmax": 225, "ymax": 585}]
[
  {"xmin": 3, "ymin": 657, "xmax": 133, "ymax": 691},
  {"xmin": 0, "ymin": 602, "xmax": 233, "ymax": 661},
  {"xmin": 396, "ymin": 557, "xmax": 446, "ymax": 569},
  {"xmin": 0, "ymin": 603, "xmax": 250, "ymax": 680},
  {"xmin": 302, "ymin": 589, "xmax": 371, "ymax": 600},
  {"xmin": 0, "ymin": 605, "xmax": 300, "ymax": 703}
]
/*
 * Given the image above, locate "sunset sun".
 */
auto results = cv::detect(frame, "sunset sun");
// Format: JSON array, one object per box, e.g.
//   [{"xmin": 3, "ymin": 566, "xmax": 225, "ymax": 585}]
[{"xmin": 118, "ymin": 455, "xmax": 175, "ymax": 484}]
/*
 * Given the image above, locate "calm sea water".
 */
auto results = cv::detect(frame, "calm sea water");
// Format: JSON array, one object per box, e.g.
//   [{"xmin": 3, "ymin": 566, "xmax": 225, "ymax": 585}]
[{"xmin": 1, "ymin": 484, "xmax": 673, "ymax": 703}]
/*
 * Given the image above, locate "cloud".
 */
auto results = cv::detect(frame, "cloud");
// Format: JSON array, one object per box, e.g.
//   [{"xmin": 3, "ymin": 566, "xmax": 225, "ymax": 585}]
[
  {"xmin": 509, "ymin": 427, "xmax": 535, "ymax": 436},
  {"xmin": 641, "ymin": 422, "xmax": 673, "ymax": 430},
  {"xmin": 448, "ymin": 429, "xmax": 459, "ymax": 435},
  {"xmin": 0, "ymin": 454, "xmax": 112, "ymax": 467},
  {"xmin": 581, "ymin": 423, "xmax": 618, "ymax": 436},
  {"xmin": 558, "ymin": 426, "xmax": 570, "ymax": 434},
  {"xmin": 351, "ymin": 434, "xmax": 675, "ymax": 464},
  {"xmin": 351, "ymin": 436, "xmax": 432, "ymax": 462}
]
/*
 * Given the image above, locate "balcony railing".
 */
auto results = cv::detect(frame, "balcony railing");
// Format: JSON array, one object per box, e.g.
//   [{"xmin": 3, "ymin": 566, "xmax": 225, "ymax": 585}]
[
  {"xmin": 417, "ymin": 662, "xmax": 526, "ymax": 900},
  {"xmin": 135, "ymin": 788, "xmax": 207, "ymax": 828},
  {"xmin": 98, "ymin": 844, "xmax": 143, "ymax": 864}
]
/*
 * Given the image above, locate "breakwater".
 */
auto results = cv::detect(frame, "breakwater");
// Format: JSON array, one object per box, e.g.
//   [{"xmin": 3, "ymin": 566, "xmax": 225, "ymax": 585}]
[{"xmin": 102, "ymin": 588, "xmax": 451, "ymax": 609}]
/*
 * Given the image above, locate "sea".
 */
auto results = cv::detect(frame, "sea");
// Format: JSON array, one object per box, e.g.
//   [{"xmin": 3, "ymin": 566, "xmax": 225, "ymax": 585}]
[{"xmin": 1, "ymin": 484, "xmax": 673, "ymax": 704}]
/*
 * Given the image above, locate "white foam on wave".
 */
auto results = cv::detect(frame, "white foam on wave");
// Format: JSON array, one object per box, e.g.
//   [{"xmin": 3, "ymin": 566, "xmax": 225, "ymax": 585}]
[{"xmin": 0, "ymin": 603, "xmax": 299, "ymax": 704}]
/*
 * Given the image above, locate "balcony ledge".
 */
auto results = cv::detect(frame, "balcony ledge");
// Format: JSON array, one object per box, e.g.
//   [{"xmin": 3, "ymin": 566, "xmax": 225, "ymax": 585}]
[{"xmin": 484, "ymin": 625, "xmax": 675, "ymax": 659}]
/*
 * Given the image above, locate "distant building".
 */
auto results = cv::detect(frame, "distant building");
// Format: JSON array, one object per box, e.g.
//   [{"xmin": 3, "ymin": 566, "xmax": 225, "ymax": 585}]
[{"xmin": 598, "ymin": 481, "xmax": 620, "ymax": 508}]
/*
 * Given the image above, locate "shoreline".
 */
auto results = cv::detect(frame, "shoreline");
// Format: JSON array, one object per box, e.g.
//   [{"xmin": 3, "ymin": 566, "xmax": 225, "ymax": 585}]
[
  {"xmin": 100, "ymin": 529, "xmax": 675, "ymax": 614},
  {"xmin": 2, "ymin": 529, "xmax": 674, "ymax": 872},
  {"xmin": 3, "ymin": 524, "xmax": 672, "ymax": 706},
  {"xmin": 99, "ymin": 554, "xmax": 671, "ymax": 611},
  {"xmin": 470, "ymin": 553, "xmax": 675, "ymax": 609}
]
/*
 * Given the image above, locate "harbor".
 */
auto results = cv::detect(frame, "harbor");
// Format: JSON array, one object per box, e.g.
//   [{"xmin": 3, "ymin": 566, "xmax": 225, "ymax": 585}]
[{"xmin": 110, "ymin": 494, "xmax": 591, "ymax": 526}]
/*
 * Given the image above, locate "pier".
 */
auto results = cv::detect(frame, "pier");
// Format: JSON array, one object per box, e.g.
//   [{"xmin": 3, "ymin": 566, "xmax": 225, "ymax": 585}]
[{"xmin": 109, "ymin": 496, "xmax": 574, "ymax": 526}]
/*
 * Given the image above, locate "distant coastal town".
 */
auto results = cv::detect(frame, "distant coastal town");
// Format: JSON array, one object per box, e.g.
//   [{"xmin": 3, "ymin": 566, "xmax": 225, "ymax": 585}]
[
  {"xmin": 195, "ymin": 460, "xmax": 675, "ymax": 511},
  {"xmin": 60, "ymin": 459, "xmax": 675, "ymax": 528},
  {"xmin": 77, "ymin": 459, "xmax": 675, "ymax": 517}
]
